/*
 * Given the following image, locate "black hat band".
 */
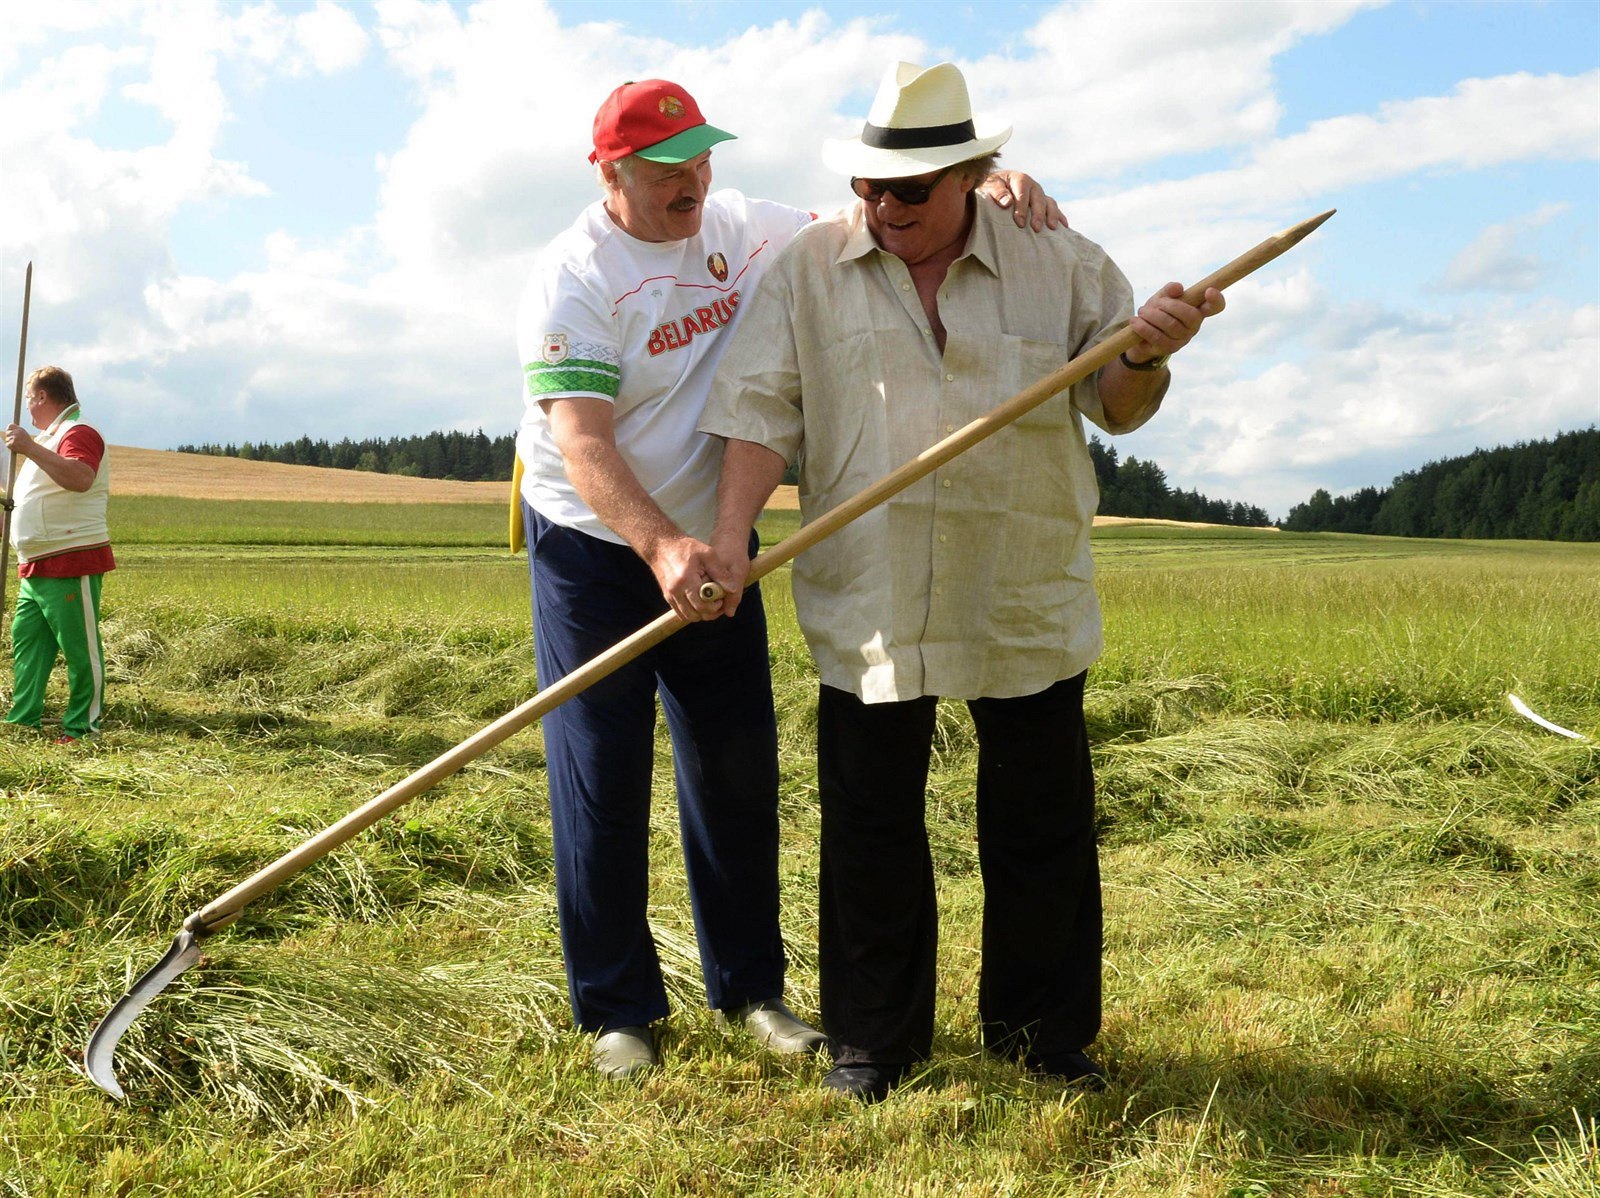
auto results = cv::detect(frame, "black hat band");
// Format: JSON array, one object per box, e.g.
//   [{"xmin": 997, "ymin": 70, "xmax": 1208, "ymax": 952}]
[{"xmin": 860, "ymin": 119, "xmax": 976, "ymax": 150}]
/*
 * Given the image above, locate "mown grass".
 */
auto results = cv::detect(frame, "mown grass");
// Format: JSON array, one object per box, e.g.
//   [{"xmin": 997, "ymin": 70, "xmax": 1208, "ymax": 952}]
[{"xmin": 2, "ymin": 520, "xmax": 1597, "ymax": 1195}]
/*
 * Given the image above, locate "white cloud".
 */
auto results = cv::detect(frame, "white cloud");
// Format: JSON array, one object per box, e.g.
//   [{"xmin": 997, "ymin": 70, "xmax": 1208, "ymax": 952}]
[
  {"xmin": 224, "ymin": 0, "xmax": 370, "ymax": 76},
  {"xmin": 364, "ymin": 2, "xmax": 925, "ymax": 326},
  {"xmin": 0, "ymin": 0, "xmax": 381, "ymax": 432},
  {"xmin": 1069, "ymin": 70, "xmax": 1600, "ymax": 245},
  {"xmin": 1133, "ymin": 299, "xmax": 1600, "ymax": 514},
  {"xmin": 0, "ymin": 0, "xmax": 140, "ymax": 75},
  {"xmin": 1438, "ymin": 203, "xmax": 1570, "ymax": 294},
  {"xmin": 293, "ymin": 0, "xmax": 369, "ymax": 74},
  {"xmin": 232, "ymin": 3, "xmax": 294, "ymax": 67},
  {"xmin": 3, "ymin": 0, "xmax": 1595, "ymax": 513},
  {"xmin": 0, "ymin": 5, "xmax": 269, "ymax": 318},
  {"xmin": 970, "ymin": 0, "xmax": 1381, "ymax": 183},
  {"xmin": 11, "ymin": 42, "xmax": 145, "ymax": 130},
  {"xmin": 373, "ymin": 0, "xmax": 472, "ymax": 84}
]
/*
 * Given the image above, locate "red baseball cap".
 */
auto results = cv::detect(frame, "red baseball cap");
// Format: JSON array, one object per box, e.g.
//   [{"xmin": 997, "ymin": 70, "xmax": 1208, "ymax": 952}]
[{"xmin": 589, "ymin": 79, "xmax": 736, "ymax": 165}]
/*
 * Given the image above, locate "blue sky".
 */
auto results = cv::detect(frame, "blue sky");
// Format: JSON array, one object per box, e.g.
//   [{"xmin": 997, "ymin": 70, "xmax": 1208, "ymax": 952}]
[{"xmin": 2, "ymin": 0, "xmax": 1596, "ymax": 515}]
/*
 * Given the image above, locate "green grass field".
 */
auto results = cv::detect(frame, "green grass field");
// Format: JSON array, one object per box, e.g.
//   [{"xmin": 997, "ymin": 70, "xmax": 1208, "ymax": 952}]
[
  {"xmin": 2, "ymin": 504, "xmax": 1596, "ymax": 1195},
  {"xmin": 113, "ymin": 496, "xmax": 506, "ymax": 547}
]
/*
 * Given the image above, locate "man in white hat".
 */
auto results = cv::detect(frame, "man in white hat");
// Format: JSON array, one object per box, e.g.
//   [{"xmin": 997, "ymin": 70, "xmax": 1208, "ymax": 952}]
[
  {"xmin": 700, "ymin": 61, "xmax": 1226, "ymax": 1101},
  {"xmin": 514, "ymin": 76, "xmax": 1064, "ymax": 1081}
]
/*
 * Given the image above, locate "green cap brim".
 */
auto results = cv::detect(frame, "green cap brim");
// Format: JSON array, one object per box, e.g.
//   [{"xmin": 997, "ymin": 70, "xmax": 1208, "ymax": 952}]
[{"xmin": 635, "ymin": 123, "xmax": 737, "ymax": 163}]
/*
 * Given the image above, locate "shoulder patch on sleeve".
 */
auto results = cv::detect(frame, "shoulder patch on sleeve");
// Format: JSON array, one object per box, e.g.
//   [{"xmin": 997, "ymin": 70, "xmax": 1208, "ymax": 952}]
[{"xmin": 524, "ymin": 341, "xmax": 622, "ymax": 399}]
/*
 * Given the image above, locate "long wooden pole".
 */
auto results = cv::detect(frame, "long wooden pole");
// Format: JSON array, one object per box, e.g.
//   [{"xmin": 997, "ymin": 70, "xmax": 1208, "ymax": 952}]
[
  {"xmin": 1, "ymin": 262, "xmax": 31, "ymax": 638},
  {"xmin": 89, "ymin": 209, "xmax": 1336, "ymax": 1100},
  {"xmin": 183, "ymin": 208, "xmax": 1334, "ymax": 936}
]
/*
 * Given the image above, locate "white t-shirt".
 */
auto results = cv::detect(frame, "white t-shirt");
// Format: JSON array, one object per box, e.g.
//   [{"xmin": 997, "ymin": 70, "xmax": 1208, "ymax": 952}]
[{"xmin": 516, "ymin": 189, "xmax": 813, "ymax": 544}]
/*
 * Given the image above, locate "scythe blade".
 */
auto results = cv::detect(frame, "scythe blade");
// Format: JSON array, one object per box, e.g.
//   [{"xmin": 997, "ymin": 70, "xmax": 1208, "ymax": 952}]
[{"xmin": 85, "ymin": 928, "xmax": 204, "ymax": 1099}]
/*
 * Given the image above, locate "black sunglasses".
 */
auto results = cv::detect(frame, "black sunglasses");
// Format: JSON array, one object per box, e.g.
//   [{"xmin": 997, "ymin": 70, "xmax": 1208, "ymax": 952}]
[{"xmin": 850, "ymin": 165, "xmax": 955, "ymax": 206}]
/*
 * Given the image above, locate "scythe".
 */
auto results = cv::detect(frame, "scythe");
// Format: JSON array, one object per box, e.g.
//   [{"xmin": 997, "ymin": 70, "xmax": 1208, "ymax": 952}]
[{"xmin": 86, "ymin": 209, "xmax": 1335, "ymax": 1099}]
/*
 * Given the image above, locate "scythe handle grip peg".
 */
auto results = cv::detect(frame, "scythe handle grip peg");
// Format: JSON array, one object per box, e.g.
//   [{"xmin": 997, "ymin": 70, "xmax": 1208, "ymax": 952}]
[
  {"xmin": 183, "ymin": 909, "xmax": 241, "ymax": 937},
  {"xmin": 698, "ymin": 581, "xmax": 725, "ymax": 602},
  {"xmin": 1, "ymin": 497, "xmax": 12, "ymax": 512}
]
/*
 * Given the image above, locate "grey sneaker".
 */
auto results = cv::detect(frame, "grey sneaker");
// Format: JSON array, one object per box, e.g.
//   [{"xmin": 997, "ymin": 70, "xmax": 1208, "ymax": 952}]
[
  {"xmin": 717, "ymin": 999, "xmax": 828, "ymax": 1055},
  {"xmin": 593, "ymin": 1025, "xmax": 657, "ymax": 1080}
]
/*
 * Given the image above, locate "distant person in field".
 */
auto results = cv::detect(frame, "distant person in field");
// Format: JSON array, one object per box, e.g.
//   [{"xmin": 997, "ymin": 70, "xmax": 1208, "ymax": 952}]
[
  {"xmin": 700, "ymin": 60, "xmax": 1226, "ymax": 1101},
  {"xmin": 512, "ymin": 77, "xmax": 1063, "ymax": 1079},
  {"xmin": 3, "ymin": 366, "xmax": 114, "ymax": 743}
]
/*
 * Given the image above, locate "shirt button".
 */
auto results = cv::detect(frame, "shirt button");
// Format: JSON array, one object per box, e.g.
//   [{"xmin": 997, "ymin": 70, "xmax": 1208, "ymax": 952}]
[
  {"xmin": 933, "ymin": 585, "xmax": 943, "ymax": 595},
  {"xmin": 944, "ymin": 423, "xmax": 954, "ymax": 433},
  {"xmin": 922, "ymin": 328, "xmax": 932, "ymax": 336},
  {"xmin": 942, "ymin": 478, "xmax": 952, "ymax": 488},
  {"xmin": 944, "ymin": 373, "xmax": 955, "ymax": 382},
  {"xmin": 938, "ymin": 534, "xmax": 947, "ymax": 543},
  {"xmin": 901, "ymin": 282, "xmax": 911, "ymax": 291}
]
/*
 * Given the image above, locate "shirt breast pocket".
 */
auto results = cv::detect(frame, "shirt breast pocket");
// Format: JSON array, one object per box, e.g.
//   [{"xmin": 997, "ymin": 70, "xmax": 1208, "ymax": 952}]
[{"xmin": 1003, "ymin": 335, "xmax": 1076, "ymax": 432}]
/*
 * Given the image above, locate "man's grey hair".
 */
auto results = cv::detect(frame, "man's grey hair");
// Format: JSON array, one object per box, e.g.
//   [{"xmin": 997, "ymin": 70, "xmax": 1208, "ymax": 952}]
[
  {"xmin": 957, "ymin": 150, "xmax": 1002, "ymax": 184},
  {"xmin": 597, "ymin": 154, "xmax": 640, "ymax": 191}
]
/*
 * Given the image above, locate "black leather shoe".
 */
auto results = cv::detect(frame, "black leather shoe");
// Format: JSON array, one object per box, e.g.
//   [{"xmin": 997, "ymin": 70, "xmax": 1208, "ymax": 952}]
[
  {"xmin": 821, "ymin": 1063, "xmax": 905, "ymax": 1103},
  {"xmin": 1025, "ymin": 1049, "xmax": 1107, "ymax": 1090}
]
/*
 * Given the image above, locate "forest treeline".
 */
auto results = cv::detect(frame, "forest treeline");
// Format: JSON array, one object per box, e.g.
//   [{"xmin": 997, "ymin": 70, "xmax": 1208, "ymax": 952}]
[
  {"xmin": 177, "ymin": 430, "xmax": 517, "ymax": 482},
  {"xmin": 174, "ymin": 427, "xmax": 1599, "ymax": 540},
  {"xmin": 176, "ymin": 430, "xmax": 1276, "ymax": 527},
  {"xmin": 1281, "ymin": 428, "xmax": 1599, "ymax": 541},
  {"xmin": 1087, "ymin": 437, "xmax": 1272, "ymax": 527}
]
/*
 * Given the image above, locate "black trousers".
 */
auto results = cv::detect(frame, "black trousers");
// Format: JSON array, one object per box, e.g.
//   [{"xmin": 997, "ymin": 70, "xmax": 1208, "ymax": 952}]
[{"xmin": 817, "ymin": 673, "xmax": 1101, "ymax": 1067}]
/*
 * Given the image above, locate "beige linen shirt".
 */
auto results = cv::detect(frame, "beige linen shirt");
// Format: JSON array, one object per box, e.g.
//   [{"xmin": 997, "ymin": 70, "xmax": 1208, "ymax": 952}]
[{"xmin": 701, "ymin": 198, "xmax": 1157, "ymax": 704}]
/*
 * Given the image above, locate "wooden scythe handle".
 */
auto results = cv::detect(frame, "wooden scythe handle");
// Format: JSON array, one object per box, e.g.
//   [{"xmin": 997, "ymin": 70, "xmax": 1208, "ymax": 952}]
[
  {"xmin": 1, "ymin": 261, "xmax": 32, "ymax": 632},
  {"xmin": 190, "ymin": 602, "xmax": 689, "ymax": 931},
  {"xmin": 188, "ymin": 208, "xmax": 1333, "ymax": 935}
]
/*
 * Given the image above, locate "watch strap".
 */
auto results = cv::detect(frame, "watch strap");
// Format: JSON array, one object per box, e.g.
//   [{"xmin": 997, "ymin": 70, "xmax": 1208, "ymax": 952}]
[{"xmin": 1120, "ymin": 351, "xmax": 1170, "ymax": 372}]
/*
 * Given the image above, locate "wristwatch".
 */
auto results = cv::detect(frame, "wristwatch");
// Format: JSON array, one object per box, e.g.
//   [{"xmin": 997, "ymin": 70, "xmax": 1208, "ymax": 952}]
[{"xmin": 1120, "ymin": 351, "xmax": 1170, "ymax": 372}]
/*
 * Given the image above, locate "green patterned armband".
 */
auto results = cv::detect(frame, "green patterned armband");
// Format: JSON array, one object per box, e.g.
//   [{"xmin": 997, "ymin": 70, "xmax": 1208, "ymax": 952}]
[{"xmin": 524, "ymin": 357, "xmax": 621, "ymax": 399}]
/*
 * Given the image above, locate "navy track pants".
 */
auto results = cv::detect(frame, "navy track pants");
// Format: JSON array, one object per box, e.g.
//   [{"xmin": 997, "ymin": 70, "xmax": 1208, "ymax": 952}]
[{"xmin": 526, "ymin": 505, "xmax": 785, "ymax": 1032}]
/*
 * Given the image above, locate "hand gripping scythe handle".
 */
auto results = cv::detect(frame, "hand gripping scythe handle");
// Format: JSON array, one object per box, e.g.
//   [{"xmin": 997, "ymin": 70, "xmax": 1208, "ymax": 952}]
[{"xmin": 85, "ymin": 208, "xmax": 1334, "ymax": 1100}]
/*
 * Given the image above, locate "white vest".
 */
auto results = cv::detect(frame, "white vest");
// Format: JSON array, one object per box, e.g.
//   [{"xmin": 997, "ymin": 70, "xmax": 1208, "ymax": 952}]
[{"xmin": 10, "ymin": 406, "xmax": 111, "ymax": 563}]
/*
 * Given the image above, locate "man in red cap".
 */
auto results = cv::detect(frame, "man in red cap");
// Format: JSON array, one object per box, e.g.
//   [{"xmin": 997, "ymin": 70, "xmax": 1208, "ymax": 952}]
[{"xmin": 513, "ymin": 77, "xmax": 1060, "ymax": 1080}]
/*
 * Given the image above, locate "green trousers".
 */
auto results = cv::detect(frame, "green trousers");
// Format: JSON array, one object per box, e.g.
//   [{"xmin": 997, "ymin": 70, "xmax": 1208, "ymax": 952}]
[{"xmin": 5, "ymin": 573, "xmax": 106, "ymax": 738}]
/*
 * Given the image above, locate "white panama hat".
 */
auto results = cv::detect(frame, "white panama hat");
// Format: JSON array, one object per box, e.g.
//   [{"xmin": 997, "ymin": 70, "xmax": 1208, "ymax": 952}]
[{"xmin": 822, "ymin": 61, "xmax": 1012, "ymax": 180}]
